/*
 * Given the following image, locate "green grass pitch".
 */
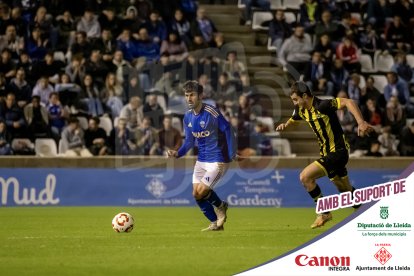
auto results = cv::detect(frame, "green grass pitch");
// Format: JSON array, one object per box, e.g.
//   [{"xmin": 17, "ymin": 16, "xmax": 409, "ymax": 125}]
[{"xmin": 0, "ymin": 207, "xmax": 353, "ymax": 276}]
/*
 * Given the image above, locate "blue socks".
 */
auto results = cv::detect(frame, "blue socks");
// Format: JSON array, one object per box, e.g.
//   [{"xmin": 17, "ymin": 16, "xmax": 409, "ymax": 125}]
[
  {"xmin": 204, "ymin": 190, "xmax": 223, "ymax": 208},
  {"xmin": 196, "ymin": 199, "xmax": 217, "ymax": 222}
]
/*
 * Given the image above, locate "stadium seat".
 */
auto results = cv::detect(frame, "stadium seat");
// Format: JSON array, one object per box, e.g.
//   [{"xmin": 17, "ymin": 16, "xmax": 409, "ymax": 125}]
[
  {"xmin": 238, "ymin": 0, "xmax": 246, "ymax": 9},
  {"xmin": 284, "ymin": 12, "xmax": 296, "ymax": 24},
  {"xmin": 35, "ymin": 138, "xmax": 58, "ymax": 157},
  {"xmin": 374, "ymin": 53, "xmax": 394, "ymax": 73},
  {"xmin": 256, "ymin": 116, "xmax": 275, "ymax": 132},
  {"xmin": 360, "ymin": 54, "xmax": 376, "ymax": 73},
  {"xmin": 359, "ymin": 75, "xmax": 366, "ymax": 89},
  {"xmin": 53, "ymin": 51, "xmax": 66, "ymax": 62},
  {"xmin": 270, "ymin": 138, "xmax": 296, "ymax": 157},
  {"xmin": 371, "ymin": 75, "xmax": 388, "ymax": 93},
  {"xmin": 270, "ymin": 0, "xmax": 283, "ymax": 9},
  {"xmin": 58, "ymin": 139, "xmax": 65, "ymax": 154},
  {"xmin": 252, "ymin": 11, "xmax": 273, "ymax": 31},
  {"xmin": 172, "ymin": 116, "xmax": 183, "ymax": 134},
  {"xmin": 77, "ymin": 116, "xmax": 88, "ymax": 130},
  {"xmin": 282, "ymin": 0, "xmax": 302, "ymax": 10},
  {"xmin": 99, "ymin": 116, "xmax": 113, "ymax": 136},
  {"xmin": 167, "ymin": 95, "xmax": 187, "ymax": 115},
  {"xmin": 406, "ymin": 54, "xmax": 414, "ymax": 68},
  {"xmin": 407, "ymin": 118, "xmax": 414, "ymax": 127},
  {"xmin": 267, "ymin": 37, "xmax": 277, "ymax": 52}
]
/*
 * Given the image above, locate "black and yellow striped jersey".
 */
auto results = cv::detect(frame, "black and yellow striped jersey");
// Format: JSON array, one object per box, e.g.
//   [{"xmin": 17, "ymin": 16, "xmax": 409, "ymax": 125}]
[{"xmin": 289, "ymin": 97, "xmax": 350, "ymax": 157}]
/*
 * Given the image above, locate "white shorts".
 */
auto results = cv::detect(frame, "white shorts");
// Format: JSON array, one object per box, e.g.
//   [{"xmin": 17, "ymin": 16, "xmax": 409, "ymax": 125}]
[{"xmin": 192, "ymin": 161, "xmax": 229, "ymax": 189}]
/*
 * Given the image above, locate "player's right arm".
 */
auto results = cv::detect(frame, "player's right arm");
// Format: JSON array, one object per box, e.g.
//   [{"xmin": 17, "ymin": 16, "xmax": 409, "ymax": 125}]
[{"xmin": 168, "ymin": 115, "xmax": 194, "ymax": 158}]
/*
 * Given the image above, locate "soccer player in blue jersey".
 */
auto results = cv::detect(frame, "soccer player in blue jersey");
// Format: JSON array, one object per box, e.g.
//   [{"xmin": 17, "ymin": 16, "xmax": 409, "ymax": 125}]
[{"xmin": 167, "ymin": 80, "xmax": 238, "ymax": 231}]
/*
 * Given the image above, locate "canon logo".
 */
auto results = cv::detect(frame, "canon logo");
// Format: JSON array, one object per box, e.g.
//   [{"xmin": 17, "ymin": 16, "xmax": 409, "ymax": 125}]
[
  {"xmin": 192, "ymin": 131, "xmax": 211, "ymax": 138},
  {"xmin": 295, "ymin": 254, "xmax": 350, "ymax": 267}
]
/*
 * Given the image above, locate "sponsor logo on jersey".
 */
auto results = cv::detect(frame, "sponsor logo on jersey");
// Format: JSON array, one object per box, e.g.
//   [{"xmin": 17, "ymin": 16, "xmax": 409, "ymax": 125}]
[
  {"xmin": 188, "ymin": 122, "xmax": 192, "ymax": 128},
  {"xmin": 192, "ymin": 131, "xmax": 211, "ymax": 138},
  {"xmin": 200, "ymin": 120, "xmax": 206, "ymax": 128}
]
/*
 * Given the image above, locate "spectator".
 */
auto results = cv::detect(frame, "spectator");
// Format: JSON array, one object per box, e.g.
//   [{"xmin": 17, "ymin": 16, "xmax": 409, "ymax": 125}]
[
  {"xmin": 134, "ymin": 116, "xmax": 158, "ymax": 155},
  {"xmin": 109, "ymin": 117, "xmax": 136, "ymax": 155},
  {"xmin": 385, "ymin": 95, "xmax": 406, "ymax": 135},
  {"xmin": 230, "ymin": 116, "xmax": 254, "ymax": 156},
  {"xmin": 222, "ymin": 51, "xmax": 246, "ymax": 80},
  {"xmin": 144, "ymin": 10, "xmax": 167, "ymax": 44},
  {"xmin": 359, "ymin": 23, "xmax": 388, "ymax": 58},
  {"xmin": 70, "ymin": 31, "xmax": 93, "ymax": 59},
  {"xmin": 47, "ymin": 92, "xmax": 67, "ymax": 136},
  {"xmin": 180, "ymin": 0, "xmax": 198, "ymax": 20},
  {"xmin": 26, "ymin": 27, "xmax": 49, "ymax": 61},
  {"xmin": 0, "ymin": 120, "xmax": 12, "ymax": 155},
  {"xmin": 170, "ymin": 9, "xmax": 191, "ymax": 46},
  {"xmin": 336, "ymin": 36, "xmax": 361, "ymax": 73},
  {"xmin": 268, "ymin": 9, "xmax": 293, "ymax": 51},
  {"xmin": 385, "ymin": 16, "xmax": 409, "ymax": 51},
  {"xmin": 0, "ymin": 93, "xmax": 27, "ymax": 138},
  {"xmin": 84, "ymin": 116, "xmax": 109, "ymax": 156},
  {"xmin": 190, "ymin": 34, "xmax": 208, "ymax": 51},
  {"xmin": 216, "ymin": 72, "xmax": 237, "ymax": 101},
  {"xmin": 135, "ymin": 27, "xmax": 160, "ymax": 63},
  {"xmin": 360, "ymin": 76, "xmax": 385, "ymax": 108},
  {"xmin": 344, "ymin": 73, "xmax": 362, "ymax": 104},
  {"xmin": 313, "ymin": 33, "xmax": 335, "ymax": 62},
  {"xmin": 16, "ymin": 51, "xmax": 33, "ymax": 84},
  {"xmin": 55, "ymin": 73, "xmax": 82, "ymax": 107},
  {"xmin": 362, "ymin": 97, "xmax": 385, "ymax": 133},
  {"xmin": 30, "ymin": 6, "xmax": 55, "ymax": 47},
  {"xmin": 0, "ymin": 73, "xmax": 5, "ymax": 97},
  {"xmin": 84, "ymin": 49, "xmax": 112, "ymax": 88},
  {"xmin": 9, "ymin": 7, "xmax": 26, "ymax": 37},
  {"xmin": 76, "ymin": 9, "xmax": 101, "ymax": 39},
  {"xmin": 8, "ymin": 67, "xmax": 32, "ymax": 108},
  {"xmin": 236, "ymin": 94, "xmax": 260, "ymax": 123},
  {"xmin": 55, "ymin": 10, "xmax": 76, "ymax": 52},
  {"xmin": 143, "ymin": 94, "xmax": 164, "ymax": 129},
  {"xmin": 212, "ymin": 32, "xmax": 226, "ymax": 49},
  {"xmin": 116, "ymin": 28, "xmax": 139, "ymax": 62},
  {"xmin": 100, "ymin": 72, "xmax": 124, "ymax": 117},
  {"xmin": 24, "ymin": 95, "xmax": 51, "ymax": 140},
  {"xmin": 93, "ymin": 28, "xmax": 116, "ymax": 62},
  {"xmin": 0, "ymin": 48, "xmax": 16, "ymax": 82},
  {"xmin": 79, "ymin": 74, "xmax": 104, "ymax": 117},
  {"xmin": 0, "ymin": 25, "xmax": 24, "ymax": 60},
  {"xmin": 65, "ymin": 56, "xmax": 86, "ymax": 85},
  {"xmin": 119, "ymin": 96, "xmax": 144, "ymax": 131},
  {"xmin": 278, "ymin": 26, "xmax": 313, "ymax": 74},
  {"xmin": 378, "ymin": 125, "xmax": 399, "ymax": 156},
  {"xmin": 366, "ymin": 0, "xmax": 392, "ymax": 30},
  {"xmin": 98, "ymin": 8, "xmax": 120, "ymax": 37},
  {"xmin": 399, "ymin": 121, "xmax": 414, "ymax": 156},
  {"xmin": 383, "ymin": 72, "xmax": 413, "ymax": 116},
  {"xmin": 250, "ymin": 121, "xmax": 273, "ymax": 156},
  {"xmin": 243, "ymin": 0, "xmax": 270, "ymax": 26},
  {"xmin": 160, "ymin": 31, "xmax": 188, "ymax": 62},
  {"xmin": 132, "ymin": 0, "xmax": 153, "ymax": 21},
  {"xmin": 198, "ymin": 74, "xmax": 214, "ymax": 100},
  {"xmin": 303, "ymin": 51, "xmax": 334, "ymax": 96},
  {"xmin": 314, "ymin": 10, "xmax": 341, "ymax": 43},
  {"xmin": 391, "ymin": 53, "xmax": 413, "ymax": 83},
  {"xmin": 191, "ymin": 8, "xmax": 218, "ymax": 45},
  {"xmin": 32, "ymin": 51, "xmax": 64, "ymax": 84},
  {"xmin": 155, "ymin": 115, "xmax": 182, "ymax": 155},
  {"xmin": 112, "ymin": 50, "xmax": 132, "ymax": 86},
  {"xmin": 121, "ymin": 6, "xmax": 145, "ymax": 34},
  {"xmin": 32, "ymin": 76, "xmax": 54, "ymax": 105},
  {"xmin": 299, "ymin": 0, "xmax": 321, "ymax": 32},
  {"xmin": 60, "ymin": 117, "xmax": 92, "ymax": 156}
]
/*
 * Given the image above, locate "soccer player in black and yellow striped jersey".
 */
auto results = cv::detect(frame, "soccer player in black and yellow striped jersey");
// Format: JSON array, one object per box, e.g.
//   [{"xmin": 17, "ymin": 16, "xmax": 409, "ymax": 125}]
[{"xmin": 276, "ymin": 81, "xmax": 374, "ymax": 229}]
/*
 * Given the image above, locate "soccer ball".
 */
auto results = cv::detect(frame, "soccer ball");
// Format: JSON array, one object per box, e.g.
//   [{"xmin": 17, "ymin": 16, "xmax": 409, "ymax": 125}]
[{"xmin": 112, "ymin": 212, "xmax": 134, "ymax": 233}]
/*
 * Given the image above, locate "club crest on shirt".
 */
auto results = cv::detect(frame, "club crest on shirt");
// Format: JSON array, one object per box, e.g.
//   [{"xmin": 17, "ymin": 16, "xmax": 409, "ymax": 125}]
[{"xmin": 200, "ymin": 121, "xmax": 206, "ymax": 128}]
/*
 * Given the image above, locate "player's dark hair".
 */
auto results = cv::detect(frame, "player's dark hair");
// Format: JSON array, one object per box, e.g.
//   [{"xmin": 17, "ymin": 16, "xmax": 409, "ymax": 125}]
[
  {"xmin": 183, "ymin": 80, "xmax": 203, "ymax": 95},
  {"xmin": 290, "ymin": 81, "xmax": 313, "ymax": 97}
]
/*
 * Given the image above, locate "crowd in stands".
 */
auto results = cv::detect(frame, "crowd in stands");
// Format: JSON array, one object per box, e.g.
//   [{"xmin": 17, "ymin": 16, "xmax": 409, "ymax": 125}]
[
  {"xmin": 0, "ymin": 0, "xmax": 413, "ymax": 157},
  {"xmin": 245, "ymin": 0, "xmax": 414, "ymax": 156},
  {"xmin": 0, "ymin": 0, "xmax": 269, "ymax": 157}
]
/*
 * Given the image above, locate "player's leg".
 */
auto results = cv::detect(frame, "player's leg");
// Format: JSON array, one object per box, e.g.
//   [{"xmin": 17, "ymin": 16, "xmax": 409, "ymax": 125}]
[
  {"xmin": 201, "ymin": 162, "xmax": 229, "ymax": 227},
  {"xmin": 192, "ymin": 162, "xmax": 219, "ymax": 230},
  {"xmin": 331, "ymin": 169, "xmax": 361, "ymax": 210},
  {"xmin": 301, "ymin": 160, "xmax": 332, "ymax": 228}
]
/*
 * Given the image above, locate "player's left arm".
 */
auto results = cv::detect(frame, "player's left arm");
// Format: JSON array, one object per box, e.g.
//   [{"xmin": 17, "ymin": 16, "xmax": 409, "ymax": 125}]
[
  {"xmin": 337, "ymin": 97, "xmax": 374, "ymax": 137},
  {"xmin": 217, "ymin": 114, "xmax": 238, "ymax": 161}
]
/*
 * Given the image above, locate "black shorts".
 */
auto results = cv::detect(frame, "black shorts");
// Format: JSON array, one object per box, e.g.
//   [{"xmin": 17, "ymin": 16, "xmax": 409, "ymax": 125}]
[{"xmin": 315, "ymin": 149, "xmax": 349, "ymax": 179}]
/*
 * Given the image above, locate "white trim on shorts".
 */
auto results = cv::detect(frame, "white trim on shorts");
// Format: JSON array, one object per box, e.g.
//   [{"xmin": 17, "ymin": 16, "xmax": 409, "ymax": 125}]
[{"xmin": 192, "ymin": 161, "xmax": 229, "ymax": 189}]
